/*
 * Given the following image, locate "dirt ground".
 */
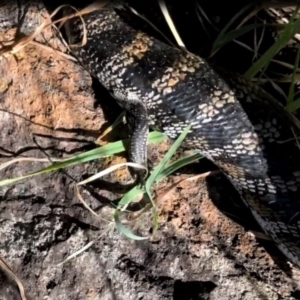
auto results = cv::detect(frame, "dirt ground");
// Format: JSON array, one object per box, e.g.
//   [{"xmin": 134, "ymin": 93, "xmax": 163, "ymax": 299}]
[{"xmin": 1, "ymin": 1, "xmax": 300, "ymax": 300}]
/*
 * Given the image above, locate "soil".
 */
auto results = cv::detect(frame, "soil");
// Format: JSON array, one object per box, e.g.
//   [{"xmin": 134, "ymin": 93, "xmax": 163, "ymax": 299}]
[{"xmin": 1, "ymin": 1, "xmax": 300, "ymax": 300}]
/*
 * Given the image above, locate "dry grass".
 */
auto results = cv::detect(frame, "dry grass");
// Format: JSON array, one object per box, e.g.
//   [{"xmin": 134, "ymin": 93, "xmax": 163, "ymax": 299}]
[
  {"xmin": 0, "ymin": 257, "xmax": 27, "ymax": 300},
  {"xmin": 1, "ymin": 2, "xmax": 300, "ymax": 297}
]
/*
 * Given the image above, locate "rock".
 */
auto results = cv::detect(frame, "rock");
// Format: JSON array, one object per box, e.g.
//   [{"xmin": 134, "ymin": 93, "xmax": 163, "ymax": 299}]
[{"xmin": 0, "ymin": 2, "xmax": 300, "ymax": 300}]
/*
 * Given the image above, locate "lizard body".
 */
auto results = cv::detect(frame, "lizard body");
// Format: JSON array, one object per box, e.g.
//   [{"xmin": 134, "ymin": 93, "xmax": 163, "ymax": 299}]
[{"xmin": 62, "ymin": 1, "xmax": 300, "ymax": 267}]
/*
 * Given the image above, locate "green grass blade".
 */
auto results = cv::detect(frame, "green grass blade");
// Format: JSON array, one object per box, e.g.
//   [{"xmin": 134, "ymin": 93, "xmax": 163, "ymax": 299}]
[
  {"xmin": 114, "ymin": 210, "xmax": 148, "ymax": 240},
  {"xmin": 115, "ymin": 152, "xmax": 202, "ymax": 214},
  {"xmin": 117, "ymin": 185, "xmax": 145, "ymax": 209},
  {"xmin": 286, "ymin": 97, "xmax": 300, "ymax": 112},
  {"xmin": 155, "ymin": 152, "xmax": 203, "ymax": 182},
  {"xmin": 61, "ymin": 131, "xmax": 166, "ymax": 164},
  {"xmin": 97, "ymin": 111, "xmax": 125, "ymax": 139},
  {"xmin": 77, "ymin": 162, "xmax": 146, "ymax": 186},
  {"xmin": 145, "ymin": 124, "xmax": 192, "ymax": 197},
  {"xmin": 211, "ymin": 23, "xmax": 265, "ymax": 57},
  {"xmin": 244, "ymin": 7, "xmax": 300, "ymax": 79},
  {"xmin": 287, "ymin": 47, "xmax": 300, "ymax": 105},
  {"xmin": 210, "ymin": 3, "xmax": 254, "ymax": 57},
  {"xmin": 0, "ymin": 170, "xmax": 48, "ymax": 187},
  {"xmin": 114, "ymin": 151, "xmax": 202, "ymax": 238},
  {"xmin": 145, "ymin": 124, "xmax": 192, "ymax": 233},
  {"xmin": 0, "ymin": 131, "xmax": 166, "ymax": 187}
]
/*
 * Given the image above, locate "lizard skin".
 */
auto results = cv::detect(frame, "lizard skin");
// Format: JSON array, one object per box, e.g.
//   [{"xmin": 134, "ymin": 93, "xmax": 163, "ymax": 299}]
[{"xmin": 58, "ymin": 1, "xmax": 300, "ymax": 268}]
